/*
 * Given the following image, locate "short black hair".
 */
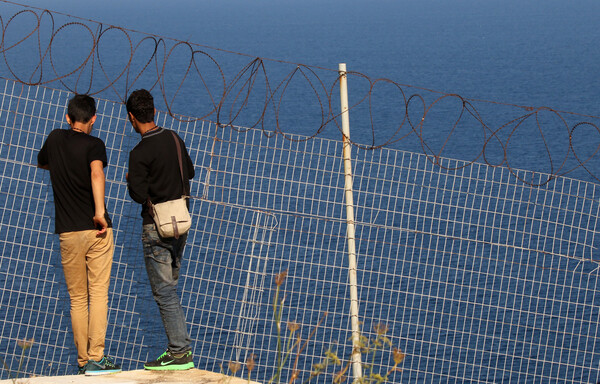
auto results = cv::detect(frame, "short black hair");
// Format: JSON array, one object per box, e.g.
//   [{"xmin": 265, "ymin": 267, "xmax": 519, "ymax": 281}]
[
  {"xmin": 67, "ymin": 94, "xmax": 96, "ymax": 123},
  {"xmin": 126, "ymin": 89, "xmax": 154, "ymax": 123}
]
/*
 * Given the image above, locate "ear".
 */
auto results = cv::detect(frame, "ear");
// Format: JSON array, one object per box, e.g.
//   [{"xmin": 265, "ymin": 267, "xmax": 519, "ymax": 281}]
[
  {"xmin": 65, "ymin": 113, "xmax": 72, "ymax": 126},
  {"xmin": 89, "ymin": 115, "xmax": 97, "ymax": 125},
  {"xmin": 128, "ymin": 112, "xmax": 136, "ymax": 122}
]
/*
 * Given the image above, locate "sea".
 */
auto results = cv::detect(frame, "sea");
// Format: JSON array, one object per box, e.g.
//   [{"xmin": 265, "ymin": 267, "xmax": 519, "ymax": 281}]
[
  {"xmin": 17, "ymin": 0, "xmax": 598, "ymax": 113},
  {"xmin": 13, "ymin": 0, "xmax": 600, "ymax": 181},
  {"xmin": 1, "ymin": 0, "xmax": 599, "ymax": 382}
]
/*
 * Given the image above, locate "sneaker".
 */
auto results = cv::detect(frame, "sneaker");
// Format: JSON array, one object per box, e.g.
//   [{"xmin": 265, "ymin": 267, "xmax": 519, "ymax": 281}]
[
  {"xmin": 144, "ymin": 350, "xmax": 194, "ymax": 371},
  {"xmin": 84, "ymin": 355, "xmax": 122, "ymax": 376},
  {"xmin": 77, "ymin": 365, "xmax": 86, "ymax": 375}
]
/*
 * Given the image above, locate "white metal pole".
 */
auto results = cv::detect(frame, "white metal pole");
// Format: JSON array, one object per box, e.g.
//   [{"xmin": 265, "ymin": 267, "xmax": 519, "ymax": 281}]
[{"xmin": 338, "ymin": 63, "xmax": 363, "ymax": 381}]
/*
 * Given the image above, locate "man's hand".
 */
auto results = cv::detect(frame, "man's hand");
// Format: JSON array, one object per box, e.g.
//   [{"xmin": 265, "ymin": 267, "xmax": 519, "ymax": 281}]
[
  {"xmin": 90, "ymin": 160, "xmax": 108, "ymax": 236},
  {"xmin": 93, "ymin": 214, "xmax": 108, "ymax": 235}
]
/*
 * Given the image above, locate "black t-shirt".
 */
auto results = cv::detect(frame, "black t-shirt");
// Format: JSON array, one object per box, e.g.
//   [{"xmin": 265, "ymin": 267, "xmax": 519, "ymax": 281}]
[
  {"xmin": 128, "ymin": 128, "xmax": 194, "ymax": 225},
  {"xmin": 38, "ymin": 129, "xmax": 112, "ymax": 233}
]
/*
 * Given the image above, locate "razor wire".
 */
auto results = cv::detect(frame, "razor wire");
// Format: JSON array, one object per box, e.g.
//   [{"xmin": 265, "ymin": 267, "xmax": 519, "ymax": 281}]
[{"xmin": 0, "ymin": 1, "xmax": 597, "ymax": 185}]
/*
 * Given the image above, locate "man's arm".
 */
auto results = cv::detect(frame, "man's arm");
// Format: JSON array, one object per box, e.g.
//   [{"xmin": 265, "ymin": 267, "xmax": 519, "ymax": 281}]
[
  {"xmin": 37, "ymin": 137, "xmax": 50, "ymax": 170},
  {"xmin": 182, "ymin": 142, "xmax": 195, "ymax": 180},
  {"xmin": 127, "ymin": 151, "xmax": 150, "ymax": 204},
  {"xmin": 90, "ymin": 159, "xmax": 108, "ymax": 234}
]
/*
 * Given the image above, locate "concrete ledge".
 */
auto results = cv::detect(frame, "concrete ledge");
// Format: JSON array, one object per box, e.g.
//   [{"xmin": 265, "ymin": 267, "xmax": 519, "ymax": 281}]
[{"xmin": 0, "ymin": 369, "xmax": 260, "ymax": 384}]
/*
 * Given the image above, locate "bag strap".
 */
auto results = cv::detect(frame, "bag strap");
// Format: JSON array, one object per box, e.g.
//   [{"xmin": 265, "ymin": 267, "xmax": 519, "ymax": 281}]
[
  {"xmin": 171, "ymin": 131, "xmax": 188, "ymax": 196},
  {"xmin": 146, "ymin": 130, "xmax": 188, "ymax": 212}
]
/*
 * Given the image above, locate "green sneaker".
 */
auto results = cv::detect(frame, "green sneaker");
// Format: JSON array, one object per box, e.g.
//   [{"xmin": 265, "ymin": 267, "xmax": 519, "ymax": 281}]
[
  {"xmin": 84, "ymin": 355, "xmax": 122, "ymax": 376},
  {"xmin": 144, "ymin": 350, "xmax": 194, "ymax": 371}
]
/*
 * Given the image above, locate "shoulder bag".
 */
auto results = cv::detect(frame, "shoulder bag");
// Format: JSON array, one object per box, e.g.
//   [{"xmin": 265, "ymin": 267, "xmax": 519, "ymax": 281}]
[{"xmin": 147, "ymin": 131, "xmax": 192, "ymax": 239}]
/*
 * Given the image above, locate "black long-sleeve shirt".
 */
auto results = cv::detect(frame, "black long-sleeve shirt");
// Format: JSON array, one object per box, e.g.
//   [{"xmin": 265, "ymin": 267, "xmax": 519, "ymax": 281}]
[{"xmin": 127, "ymin": 127, "xmax": 195, "ymax": 225}]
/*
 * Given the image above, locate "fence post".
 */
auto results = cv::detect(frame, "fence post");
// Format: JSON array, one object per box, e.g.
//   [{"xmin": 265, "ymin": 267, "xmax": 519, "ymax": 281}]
[{"xmin": 338, "ymin": 63, "xmax": 363, "ymax": 382}]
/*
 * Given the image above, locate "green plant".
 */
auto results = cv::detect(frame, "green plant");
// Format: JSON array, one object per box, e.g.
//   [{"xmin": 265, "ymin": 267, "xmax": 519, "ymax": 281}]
[
  {"xmin": 268, "ymin": 270, "xmax": 329, "ymax": 384},
  {"xmin": 308, "ymin": 322, "xmax": 405, "ymax": 384},
  {"xmin": 267, "ymin": 270, "xmax": 406, "ymax": 383},
  {"xmin": 224, "ymin": 270, "xmax": 406, "ymax": 383},
  {"xmin": 342, "ymin": 323, "xmax": 406, "ymax": 384},
  {"xmin": 0, "ymin": 338, "xmax": 35, "ymax": 384}
]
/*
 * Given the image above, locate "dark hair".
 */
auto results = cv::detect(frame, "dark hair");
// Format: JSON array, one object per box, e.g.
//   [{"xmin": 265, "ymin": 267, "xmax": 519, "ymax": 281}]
[
  {"xmin": 67, "ymin": 94, "xmax": 96, "ymax": 123},
  {"xmin": 126, "ymin": 89, "xmax": 154, "ymax": 123}
]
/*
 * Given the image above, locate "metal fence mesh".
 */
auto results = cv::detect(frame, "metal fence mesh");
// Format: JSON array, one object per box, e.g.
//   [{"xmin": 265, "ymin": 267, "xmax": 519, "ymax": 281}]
[{"xmin": 0, "ymin": 78, "xmax": 599, "ymax": 383}]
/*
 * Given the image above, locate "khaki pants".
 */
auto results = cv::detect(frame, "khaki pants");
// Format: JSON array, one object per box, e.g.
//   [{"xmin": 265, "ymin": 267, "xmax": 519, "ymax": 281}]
[{"xmin": 59, "ymin": 228, "xmax": 114, "ymax": 367}]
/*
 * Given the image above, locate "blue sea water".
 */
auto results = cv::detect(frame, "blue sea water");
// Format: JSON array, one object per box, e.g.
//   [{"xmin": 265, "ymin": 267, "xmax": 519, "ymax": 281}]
[
  {"xmin": 19, "ymin": 0, "xmax": 600, "ymax": 113},
  {"xmin": 1, "ymin": 0, "xmax": 600, "ymax": 381},
  {"xmin": 15, "ymin": 0, "xmax": 600, "ymax": 182}
]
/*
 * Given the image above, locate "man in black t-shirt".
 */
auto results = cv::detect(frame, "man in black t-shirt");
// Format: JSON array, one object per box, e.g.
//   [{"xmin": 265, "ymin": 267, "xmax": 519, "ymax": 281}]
[
  {"xmin": 125, "ymin": 89, "xmax": 195, "ymax": 371},
  {"xmin": 37, "ymin": 94, "xmax": 120, "ymax": 376}
]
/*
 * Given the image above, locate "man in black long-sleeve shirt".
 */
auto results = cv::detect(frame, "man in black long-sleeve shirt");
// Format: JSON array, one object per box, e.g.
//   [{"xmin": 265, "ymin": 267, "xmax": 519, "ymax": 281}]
[{"xmin": 126, "ymin": 89, "xmax": 195, "ymax": 370}]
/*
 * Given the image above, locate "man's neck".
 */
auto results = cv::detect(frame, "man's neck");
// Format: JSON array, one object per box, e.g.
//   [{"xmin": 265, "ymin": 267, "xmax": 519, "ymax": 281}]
[
  {"xmin": 70, "ymin": 123, "xmax": 90, "ymax": 134},
  {"xmin": 138, "ymin": 122, "xmax": 158, "ymax": 135}
]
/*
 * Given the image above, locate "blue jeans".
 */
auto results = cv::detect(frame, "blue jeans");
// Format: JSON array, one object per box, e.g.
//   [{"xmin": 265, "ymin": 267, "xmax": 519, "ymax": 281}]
[{"xmin": 142, "ymin": 224, "xmax": 191, "ymax": 354}]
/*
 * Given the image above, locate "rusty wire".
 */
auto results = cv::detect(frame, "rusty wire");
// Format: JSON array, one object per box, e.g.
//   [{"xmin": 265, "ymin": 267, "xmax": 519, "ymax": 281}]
[{"xmin": 0, "ymin": 1, "xmax": 598, "ymax": 185}]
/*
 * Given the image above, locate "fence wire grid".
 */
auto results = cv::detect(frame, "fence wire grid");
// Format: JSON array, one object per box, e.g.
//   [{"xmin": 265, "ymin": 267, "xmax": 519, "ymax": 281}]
[
  {"xmin": 0, "ymin": 77, "xmax": 599, "ymax": 383},
  {"xmin": 0, "ymin": 2, "xmax": 599, "ymax": 383}
]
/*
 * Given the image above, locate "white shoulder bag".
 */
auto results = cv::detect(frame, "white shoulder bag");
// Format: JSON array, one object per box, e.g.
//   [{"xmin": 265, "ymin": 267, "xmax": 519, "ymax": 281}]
[{"xmin": 147, "ymin": 131, "xmax": 191, "ymax": 239}]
